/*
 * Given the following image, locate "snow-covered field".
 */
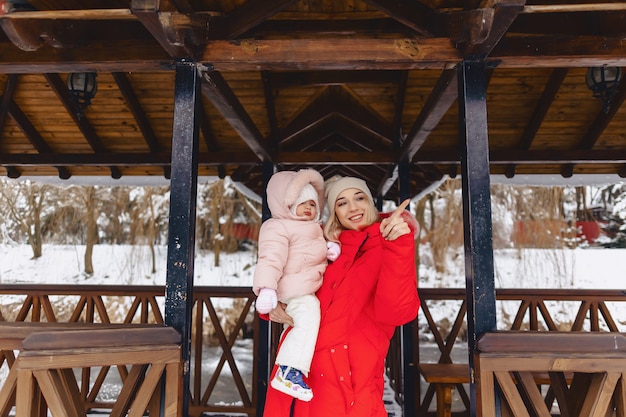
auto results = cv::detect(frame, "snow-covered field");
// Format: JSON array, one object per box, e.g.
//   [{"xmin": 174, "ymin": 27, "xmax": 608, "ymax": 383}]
[
  {"xmin": 2, "ymin": 243, "xmax": 625, "ymax": 289},
  {"xmin": 1, "ymin": 243, "xmax": 625, "ymax": 416},
  {"xmin": 2, "ymin": 243, "xmax": 625, "ymax": 336}
]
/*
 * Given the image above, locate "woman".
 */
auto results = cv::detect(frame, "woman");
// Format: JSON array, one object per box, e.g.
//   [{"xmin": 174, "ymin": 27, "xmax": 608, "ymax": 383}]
[{"xmin": 263, "ymin": 176, "xmax": 420, "ymax": 417}]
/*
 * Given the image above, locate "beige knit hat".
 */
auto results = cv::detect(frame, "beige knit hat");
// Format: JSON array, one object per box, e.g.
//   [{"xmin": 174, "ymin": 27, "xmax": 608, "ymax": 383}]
[{"xmin": 325, "ymin": 176, "xmax": 374, "ymax": 221}]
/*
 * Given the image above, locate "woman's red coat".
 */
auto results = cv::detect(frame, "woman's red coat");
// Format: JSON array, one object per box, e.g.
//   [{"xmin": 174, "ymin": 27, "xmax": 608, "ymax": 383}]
[{"xmin": 262, "ymin": 218, "xmax": 420, "ymax": 417}]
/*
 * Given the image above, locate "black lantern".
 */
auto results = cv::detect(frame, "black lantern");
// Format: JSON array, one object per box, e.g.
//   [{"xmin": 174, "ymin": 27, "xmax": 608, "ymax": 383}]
[
  {"xmin": 66, "ymin": 72, "xmax": 97, "ymax": 118},
  {"xmin": 585, "ymin": 66, "xmax": 622, "ymax": 113}
]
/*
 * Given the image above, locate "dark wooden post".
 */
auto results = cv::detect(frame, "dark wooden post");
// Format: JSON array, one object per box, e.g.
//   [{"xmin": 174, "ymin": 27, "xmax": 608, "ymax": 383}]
[
  {"xmin": 164, "ymin": 62, "xmax": 201, "ymax": 417},
  {"xmin": 457, "ymin": 60, "xmax": 497, "ymax": 417},
  {"xmin": 398, "ymin": 158, "xmax": 418, "ymax": 416},
  {"xmin": 256, "ymin": 160, "xmax": 274, "ymax": 416}
]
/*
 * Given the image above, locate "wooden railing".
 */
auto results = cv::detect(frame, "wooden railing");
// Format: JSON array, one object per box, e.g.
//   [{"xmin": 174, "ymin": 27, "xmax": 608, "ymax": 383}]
[
  {"xmin": 2, "ymin": 285, "xmax": 625, "ymax": 417},
  {"xmin": 411, "ymin": 288, "xmax": 626, "ymax": 417},
  {"xmin": 0, "ymin": 284, "xmax": 258, "ymax": 417}
]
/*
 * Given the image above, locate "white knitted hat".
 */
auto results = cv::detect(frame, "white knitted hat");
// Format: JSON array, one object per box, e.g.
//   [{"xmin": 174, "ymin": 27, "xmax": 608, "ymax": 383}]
[{"xmin": 291, "ymin": 183, "xmax": 320, "ymax": 221}]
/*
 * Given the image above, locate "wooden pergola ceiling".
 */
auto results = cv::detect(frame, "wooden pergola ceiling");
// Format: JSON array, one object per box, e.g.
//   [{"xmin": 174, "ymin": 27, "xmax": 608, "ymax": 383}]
[{"xmin": 1, "ymin": 0, "xmax": 626, "ymax": 200}]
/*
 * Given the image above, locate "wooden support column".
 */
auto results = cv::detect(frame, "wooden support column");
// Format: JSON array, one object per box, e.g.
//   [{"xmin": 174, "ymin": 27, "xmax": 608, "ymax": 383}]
[
  {"xmin": 256, "ymin": 160, "xmax": 274, "ymax": 416},
  {"xmin": 164, "ymin": 62, "xmax": 201, "ymax": 417},
  {"xmin": 398, "ymin": 158, "xmax": 418, "ymax": 416},
  {"xmin": 457, "ymin": 60, "xmax": 497, "ymax": 417}
]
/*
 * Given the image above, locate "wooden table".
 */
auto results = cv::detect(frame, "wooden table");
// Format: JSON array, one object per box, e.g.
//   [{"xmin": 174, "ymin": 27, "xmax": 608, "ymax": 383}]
[
  {"xmin": 475, "ymin": 331, "xmax": 626, "ymax": 417},
  {"xmin": 0, "ymin": 322, "xmax": 179, "ymax": 417}
]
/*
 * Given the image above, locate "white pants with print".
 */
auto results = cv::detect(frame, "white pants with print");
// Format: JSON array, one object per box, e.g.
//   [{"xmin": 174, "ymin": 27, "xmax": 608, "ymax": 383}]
[{"xmin": 275, "ymin": 293, "xmax": 320, "ymax": 376}]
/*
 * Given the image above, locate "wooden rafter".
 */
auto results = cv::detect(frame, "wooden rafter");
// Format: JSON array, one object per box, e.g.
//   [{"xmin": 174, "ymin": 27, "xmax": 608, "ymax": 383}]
[
  {"xmin": 0, "ymin": 1, "xmax": 625, "ymax": 198},
  {"xmin": 505, "ymin": 68, "xmax": 569, "ymax": 178},
  {"xmin": 44, "ymin": 73, "xmax": 122, "ymax": 179},
  {"xmin": 378, "ymin": 69, "xmax": 458, "ymax": 196},
  {"xmin": 362, "ymin": 0, "xmax": 440, "ymax": 37},
  {"xmin": 7, "ymin": 100, "xmax": 70, "ymax": 179},
  {"xmin": 210, "ymin": 0, "xmax": 300, "ymax": 39},
  {"xmin": 279, "ymin": 85, "xmax": 393, "ymax": 145},
  {"xmin": 562, "ymin": 76, "xmax": 626, "ymax": 177},
  {"xmin": 6, "ymin": 148, "xmax": 626, "ymax": 167},
  {"xmin": 201, "ymin": 70, "xmax": 273, "ymax": 162}
]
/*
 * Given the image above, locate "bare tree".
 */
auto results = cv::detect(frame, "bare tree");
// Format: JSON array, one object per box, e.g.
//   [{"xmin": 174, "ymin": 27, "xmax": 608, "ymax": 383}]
[
  {"xmin": 0, "ymin": 180, "xmax": 48, "ymax": 258},
  {"xmin": 129, "ymin": 186, "xmax": 169, "ymax": 274},
  {"xmin": 196, "ymin": 179, "xmax": 261, "ymax": 267},
  {"xmin": 420, "ymin": 179, "xmax": 463, "ymax": 273},
  {"xmin": 82, "ymin": 186, "xmax": 99, "ymax": 275}
]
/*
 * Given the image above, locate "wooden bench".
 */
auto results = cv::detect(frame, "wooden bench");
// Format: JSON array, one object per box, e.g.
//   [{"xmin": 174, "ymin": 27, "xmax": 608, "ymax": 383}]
[
  {"xmin": 0, "ymin": 322, "xmax": 162, "ymax": 417},
  {"xmin": 475, "ymin": 331, "xmax": 626, "ymax": 417},
  {"xmin": 418, "ymin": 363, "xmax": 469, "ymax": 417},
  {"xmin": 418, "ymin": 362, "xmax": 575, "ymax": 417}
]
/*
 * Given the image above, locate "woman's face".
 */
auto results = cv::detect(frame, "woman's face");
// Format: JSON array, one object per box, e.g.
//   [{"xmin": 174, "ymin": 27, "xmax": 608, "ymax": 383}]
[{"xmin": 334, "ymin": 188, "xmax": 372, "ymax": 231}]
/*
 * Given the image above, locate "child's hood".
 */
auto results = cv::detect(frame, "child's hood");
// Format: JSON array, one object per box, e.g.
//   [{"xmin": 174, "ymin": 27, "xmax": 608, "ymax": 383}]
[{"xmin": 266, "ymin": 169, "xmax": 325, "ymax": 220}]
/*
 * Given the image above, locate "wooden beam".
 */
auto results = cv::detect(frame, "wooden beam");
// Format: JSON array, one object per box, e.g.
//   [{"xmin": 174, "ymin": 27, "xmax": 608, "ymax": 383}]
[
  {"xmin": 505, "ymin": 68, "xmax": 568, "ymax": 178},
  {"xmin": 378, "ymin": 68, "xmax": 458, "ymax": 196},
  {"xmin": 44, "ymin": 73, "xmax": 122, "ymax": 179},
  {"xmin": 201, "ymin": 70, "xmax": 273, "ymax": 162},
  {"xmin": 112, "ymin": 71, "xmax": 169, "ymax": 178},
  {"xmin": 561, "ymin": 74, "xmax": 626, "ymax": 177},
  {"xmin": 213, "ymin": 0, "xmax": 300, "ymax": 39},
  {"xmin": 0, "ymin": 35, "xmax": 626, "ymax": 73},
  {"xmin": 198, "ymin": 100, "xmax": 220, "ymax": 152},
  {"xmin": 266, "ymin": 70, "xmax": 404, "ymax": 88},
  {"xmin": 362, "ymin": 0, "xmax": 440, "ymax": 37},
  {"xmin": 414, "ymin": 149, "xmax": 626, "ymax": 165},
  {"xmin": 0, "ymin": 9, "xmax": 136, "ymax": 20},
  {"xmin": 7, "ymin": 100, "xmax": 70, "ymax": 179},
  {"xmin": 112, "ymin": 72, "xmax": 162, "ymax": 153},
  {"xmin": 0, "ymin": 74, "xmax": 20, "ymax": 178},
  {"xmin": 0, "ymin": 74, "xmax": 17, "ymax": 132},
  {"xmin": 201, "ymin": 38, "xmax": 461, "ymax": 71},
  {"xmin": 131, "ymin": 0, "xmax": 204, "ymax": 59},
  {"xmin": 282, "ymin": 118, "xmax": 390, "ymax": 153},
  {"xmin": 0, "ymin": 152, "xmax": 257, "ymax": 166},
  {"xmin": 510, "ymin": 11, "xmax": 626, "ymax": 37},
  {"xmin": 458, "ymin": 0, "xmax": 525, "ymax": 59},
  {"xmin": 522, "ymin": 3, "xmax": 626, "ymax": 13},
  {"xmin": 489, "ymin": 36, "xmax": 626, "ymax": 68},
  {"xmin": 260, "ymin": 70, "xmax": 279, "ymax": 150},
  {"xmin": 0, "ymin": 40, "xmax": 172, "ymax": 73},
  {"xmin": 6, "ymin": 149, "xmax": 626, "ymax": 167},
  {"xmin": 279, "ymin": 85, "xmax": 393, "ymax": 145}
]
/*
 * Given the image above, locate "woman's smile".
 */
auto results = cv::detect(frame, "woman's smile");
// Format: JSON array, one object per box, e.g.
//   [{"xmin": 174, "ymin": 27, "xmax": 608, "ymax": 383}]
[{"xmin": 334, "ymin": 189, "xmax": 371, "ymax": 231}]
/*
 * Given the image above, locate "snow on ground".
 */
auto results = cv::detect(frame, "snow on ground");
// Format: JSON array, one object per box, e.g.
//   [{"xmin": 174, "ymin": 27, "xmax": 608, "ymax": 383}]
[
  {"xmin": 2, "ymin": 243, "xmax": 625, "ymax": 339},
  {"xmin": 0, "ymin": 244, "xmax": 255, "ymax": 287},
  {"xmin": 1, "ymin": 243, "xmax": 626, "ymax": 416},
  {"xmin": 2, "ymin": 243, "xmax": 625, "ymax": 289}
]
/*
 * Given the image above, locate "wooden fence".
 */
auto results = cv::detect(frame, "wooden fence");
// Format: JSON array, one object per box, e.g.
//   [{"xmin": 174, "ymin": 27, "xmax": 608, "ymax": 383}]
[
  {"xmin": 408, "ymin": 288, "xmax": 626, "ymax": 417},
  {"xmin": 1, "ymin": 285, "xmax": 625, "ymax": 416}
]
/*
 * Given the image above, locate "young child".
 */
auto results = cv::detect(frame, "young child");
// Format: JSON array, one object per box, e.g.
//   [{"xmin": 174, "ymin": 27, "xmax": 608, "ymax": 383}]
[{"xmin": 253, "ymin": 169, "xmax": 335, "ymax": 402}]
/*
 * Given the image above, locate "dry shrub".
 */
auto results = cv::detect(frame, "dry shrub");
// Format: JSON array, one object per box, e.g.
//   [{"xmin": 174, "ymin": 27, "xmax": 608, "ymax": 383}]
[
  {"xmin": 420, "ymin": 179, "xmax": 464, "ymax": 273},
  {"xmin": 512, "ymin": 219, "xmax": 568, "ymax": 248}
]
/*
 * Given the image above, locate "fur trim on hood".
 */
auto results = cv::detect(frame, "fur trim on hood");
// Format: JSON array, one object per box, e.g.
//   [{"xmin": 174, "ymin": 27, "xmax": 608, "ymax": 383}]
[{"xmin": 266, "ymin": 169, "xmax": 325, "ymax": 220}]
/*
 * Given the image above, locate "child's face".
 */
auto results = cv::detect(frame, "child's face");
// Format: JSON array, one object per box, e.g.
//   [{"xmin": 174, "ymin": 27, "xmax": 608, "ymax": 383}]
[{"xmin": 295, "ymin": 199, "xmax": 317, "ymax": 220}]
